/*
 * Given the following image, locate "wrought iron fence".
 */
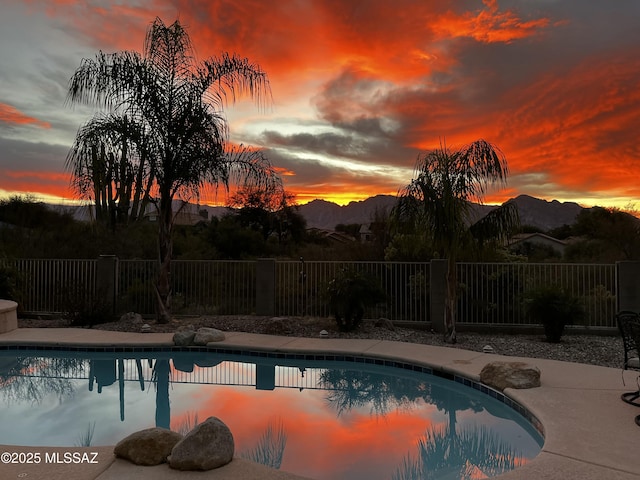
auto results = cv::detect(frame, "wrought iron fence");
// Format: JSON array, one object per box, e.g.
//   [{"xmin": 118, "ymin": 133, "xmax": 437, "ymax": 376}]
[
  {"xmin": 1, "ymin": 257, "xmax": 619, "ymax": 328},
  {"xmin": 274, "ymin": 260, "xmax": 430, "ymax": 321},
  {"xmin": 457, "ymin": 262, "xmax": 617, "ymax": 328},
  {"xmin": 0, "ymin": 258, "xmax": 97, "ymax": 314},
  {"xmin": 117, "ymin": 260, "xmax": 256, "ymax": 315}
]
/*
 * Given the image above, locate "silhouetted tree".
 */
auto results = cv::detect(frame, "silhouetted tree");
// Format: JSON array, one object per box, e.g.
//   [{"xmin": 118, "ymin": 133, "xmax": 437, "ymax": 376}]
[
  {"xmin": 228, "ymin": 177, "xmax": 306, "ymax": 246},
  {"xmin": 567, "ymin": 207, "xmax": 640, "ymax": 261},
  {"xmin": 66, "ymin": 18, "xmax": 274, "ymax": 322},
  {"xmin": 66, "ymin": 115, "xmax": 152, "ymax": 228},
  {"xmin": 395, "ymin": 140, "xmax": 519, "ymax": 342}
]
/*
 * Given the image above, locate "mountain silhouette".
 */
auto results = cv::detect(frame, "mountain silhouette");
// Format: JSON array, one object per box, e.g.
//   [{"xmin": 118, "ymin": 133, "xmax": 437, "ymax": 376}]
[
  {"xmin": 298, "ymin": 194, "xmax": 586, "ymax": 231},
  {"xmin": 49, "ymin": 194, "xmax": 587, "ymax": 232}
]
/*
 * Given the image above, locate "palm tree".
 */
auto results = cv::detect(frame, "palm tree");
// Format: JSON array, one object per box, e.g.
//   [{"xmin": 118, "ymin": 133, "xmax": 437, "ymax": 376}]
[
  {"xmin": 66, "ymin": 113, "xmax": 152, "ymax": 227},
  {"xmin": 396, "ymin": 140, "xmax": 519, "ymax": 342},
  {"xmin": 66, "ymin": 17, "xmax": 273, "ymax": 321}
]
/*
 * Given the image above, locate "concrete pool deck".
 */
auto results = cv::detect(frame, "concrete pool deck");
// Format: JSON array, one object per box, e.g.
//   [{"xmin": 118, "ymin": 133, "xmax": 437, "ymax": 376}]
[{"xmin": 0, "ymin": 327, "xmax": 638, "ymax": 480}]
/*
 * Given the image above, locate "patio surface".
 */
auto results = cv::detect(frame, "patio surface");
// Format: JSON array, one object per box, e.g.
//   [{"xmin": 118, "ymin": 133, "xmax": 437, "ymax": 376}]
[{"xmin": 0, "ymin": 327, "xmax": 638, "ymax": 480}]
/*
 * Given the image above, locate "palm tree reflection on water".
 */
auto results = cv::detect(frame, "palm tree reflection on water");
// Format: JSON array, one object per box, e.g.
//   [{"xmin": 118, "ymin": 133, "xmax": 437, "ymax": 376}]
[
  {"xmin": 320, "ymin": 368, "xmax": 526, "ymax": 480},
  {"xmin": 0, "ymin": 355, "xmax": 532, "ymax": 478}
]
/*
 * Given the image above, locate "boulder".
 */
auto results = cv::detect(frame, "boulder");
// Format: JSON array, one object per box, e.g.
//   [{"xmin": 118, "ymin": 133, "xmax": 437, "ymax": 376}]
[
  {"xmin": 169, "ymin": 416, "xmax": 234, "ymax": 471},
  {"xmin": 193, "ymin": 327, "xmax": 225, "ymax": 345},
  {"xmin": 262, "ymin": 317, "xmax": 292, "ymax": 335},
  {"xmin": 173, "ymin": 329, "xmax": 196, "ymax": 346},
  {"xmin": 172, "ymin": 357, "xmax": 195, "ymax": 373},
  {"xmin": 120, "ymin": 312, "xmax": 143, "ymax": 324},
  {"xmin": 480, "ymin": 361, "xmax": 541, "ymax": 391},
  {"xmin": 374, "ymin": 318, "xmax": 396, "ymax": 331},
  {"xmin": 114, "ymin": 427, "xmax": 183, "ymax": 466}
]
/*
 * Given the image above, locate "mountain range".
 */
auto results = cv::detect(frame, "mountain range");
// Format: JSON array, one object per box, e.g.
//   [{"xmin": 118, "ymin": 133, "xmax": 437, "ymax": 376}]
[
  {"xmin": 51, "ymin": 194, "xmax": 587, "ymax": 232},
  {"xmin": 296, "ymin": 194, "xmax": 586, "ymax": 231}
]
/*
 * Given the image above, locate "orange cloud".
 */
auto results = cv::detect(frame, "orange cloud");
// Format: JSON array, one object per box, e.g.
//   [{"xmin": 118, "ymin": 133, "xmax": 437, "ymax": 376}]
[
  {"xmin": 0, "ymin": 170, "xmax": 72, "ymax": 201},
  {"xmin": 493, "ymin": 50, "xmax": 640, "ymax": 198},
  {"xmin": 432, "ymin": 0, "xmax": 551, "ymax": 44},
  {"xmin": 11, "ymin": 1, "xmax": 639, "ymax": 209},
  {"xmin": 0, "ymin": 103, "xmax": 50, "ymax": 128},
  {"xmin": 171, "ymin": 384, "xmax": 438, "ymax": 479},
  {"xmin": 272, "ymin": 166, "xmax": 295, "ymax": 176},
  {"xmin": 2, "ymin": 170, "xmax": 67, "ymax": 181}
]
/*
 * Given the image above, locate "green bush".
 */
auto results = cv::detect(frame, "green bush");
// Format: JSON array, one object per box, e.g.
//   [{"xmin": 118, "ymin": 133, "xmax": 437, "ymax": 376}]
[
  {"xmin": 0, "ymin": 262, "xmax": 25, "ymax": 310},
  {"xmin": 58, "ymin": 283, "xmax": 113, "ymax": 327},
  {"xmin": 524, "ymin": 285, "xmax": 585, "ymax": 342},
  {"xmin": 326, "ymin": 269, "xmax": 386, "ymax": 332}
]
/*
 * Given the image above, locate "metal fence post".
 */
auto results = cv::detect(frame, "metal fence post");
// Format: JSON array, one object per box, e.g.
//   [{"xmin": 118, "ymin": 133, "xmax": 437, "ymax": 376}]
[
  {"xmin": 430, "ymin": 259, "xmax": 447, "ymax": 333},
  {"xmin": 256, "ymin": 258, "xmax": 275, "ymax": 316},
  {"xmin": 616, "ymin": 261, "xmax": 640, "ymax": 312},
  {"xmin": 97, "ymin": 255, "xmax": 118, "ymax": 315}
]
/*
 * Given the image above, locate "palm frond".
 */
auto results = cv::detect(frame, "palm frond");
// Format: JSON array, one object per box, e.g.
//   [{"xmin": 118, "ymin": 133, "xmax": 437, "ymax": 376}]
[
  {"xmin": 74, "ymin": 421, "xmax": 96, "ymax": 447},
  {"xmin": 470, "ymin": 201, "xmax": 520, "ymax": 246},
  {"xmin": 200, "ymin": 53, "xmax": 271, "ymax": 110},
  {"xmin": 240, "ymin": 419, "xmax": 287, "ymax": 469}
]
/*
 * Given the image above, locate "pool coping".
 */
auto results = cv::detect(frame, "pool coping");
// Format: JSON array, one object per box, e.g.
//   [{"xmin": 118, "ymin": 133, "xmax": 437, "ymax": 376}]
[{"xmin": 0, "ymin": 328, "xmax": 639, "ymax": 480}]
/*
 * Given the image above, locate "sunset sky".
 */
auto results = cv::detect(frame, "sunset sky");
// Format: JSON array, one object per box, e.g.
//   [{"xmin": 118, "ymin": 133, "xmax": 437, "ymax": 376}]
[{"xmin": 1, "ymin": 0, "xmax": 639, "ymax": 208}]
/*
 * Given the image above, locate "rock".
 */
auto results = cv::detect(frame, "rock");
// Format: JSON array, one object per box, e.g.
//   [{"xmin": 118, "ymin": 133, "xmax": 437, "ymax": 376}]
[
  {"xmin": 140, "ymin": 323, "xmax": 151, "ymax": 333},
  {"xmin": 374, "ymin": 318, "xmax": 396, "ymax": 331},
  {"xmin": 173, "ymin": 329, "xmax": 196, "ymax": 346},
  {"xmin": 120, "ymin": 312, "xmax": 143, "ymax": 324},
  {"xmin": 114, "ymin": 427, "xmax": 183, "ymax": 466},
  {"xmin": 193, "ymin": 327, "xmax": 225, "ymax": 345},
  {"xmin": 195, "ymin": 357, "xmax": 222, "ymax": 368},
  {"xmin": 262, "ymin": 317, "xmax": 292, "ymax": 335},
  {"xmin": 172, "ymin": 357, "xmax": 195, "ymax": 373},
  {"xmin": 480, "ymin": 361, "xmax": 541, "ymax": 391},
  {"xmin": 169, "ymin": 416, "xmax": 234, "ymax": 471}
]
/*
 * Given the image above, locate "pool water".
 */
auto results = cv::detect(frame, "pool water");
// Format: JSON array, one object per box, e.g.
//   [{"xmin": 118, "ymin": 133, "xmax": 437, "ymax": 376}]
[{"xmin": 0, "ymin": 348, "xmax": 543, "ymax": 479}]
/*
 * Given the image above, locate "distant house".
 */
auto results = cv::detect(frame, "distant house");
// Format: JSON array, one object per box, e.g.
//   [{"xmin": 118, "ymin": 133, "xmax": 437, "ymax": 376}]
[
  {"xmin": 306, "ymin": 227, "xmax": 355, "ymax": 245},
  {"xmin": 508, "ymin": 233, "xmax": 567, "ymax": 256},
  {"xmin": 359, "ymin": 224, "xmax": 373, "ymax": 242},
  {"xmin": 144, "ymin": 204, "xmax": 209, "ymax": 226}
]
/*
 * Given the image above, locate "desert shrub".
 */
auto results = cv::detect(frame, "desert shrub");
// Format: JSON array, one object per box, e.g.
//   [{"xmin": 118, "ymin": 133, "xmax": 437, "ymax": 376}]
[
  {"xmin": 0, "ymin": 261, "xmax": 25, "ymax": 310},
  {"xmin": 326, "ymin": 269, "xmax": 386, "ymax": 332},
  {"xmin": 58, "ymin": 282, "xmax": 113, "ymax": 327},
  {"xmin": 524, "ymin": 285, "xmax": 585, "ymax": 342}
]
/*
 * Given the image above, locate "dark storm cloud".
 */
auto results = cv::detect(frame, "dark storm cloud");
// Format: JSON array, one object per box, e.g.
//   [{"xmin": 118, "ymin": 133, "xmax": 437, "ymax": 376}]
[
  {"xmin": 0, "ymin": 137, "xmax": 69, "ymax": 173},
  {"xmin": 259, "ymin": 117, "xmax": 415, "ymax": 167}
]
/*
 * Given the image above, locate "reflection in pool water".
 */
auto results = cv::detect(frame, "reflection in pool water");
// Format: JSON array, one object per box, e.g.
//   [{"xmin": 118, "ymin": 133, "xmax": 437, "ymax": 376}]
[{"xmin": 0, "ymin": 349, "xmax": 543, "ymax": 479}]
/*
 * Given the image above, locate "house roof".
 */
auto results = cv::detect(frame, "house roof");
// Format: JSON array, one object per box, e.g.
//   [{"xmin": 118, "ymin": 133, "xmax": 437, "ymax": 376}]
[{"xmin": 508, "ymin": 232, "xmax": 567, "ymax": 247}]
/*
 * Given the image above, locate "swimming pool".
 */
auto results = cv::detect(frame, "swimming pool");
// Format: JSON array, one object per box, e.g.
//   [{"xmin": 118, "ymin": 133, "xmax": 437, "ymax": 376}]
[{"xmin": 0, "ymin": 346, "xmax": 543, "ymax": 479}]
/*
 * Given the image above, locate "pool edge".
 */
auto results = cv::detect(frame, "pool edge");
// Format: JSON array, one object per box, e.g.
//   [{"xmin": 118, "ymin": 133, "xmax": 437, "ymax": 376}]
[{"xmin": 0, "ymin": 328, "xmax": 638, "ymax": 480}]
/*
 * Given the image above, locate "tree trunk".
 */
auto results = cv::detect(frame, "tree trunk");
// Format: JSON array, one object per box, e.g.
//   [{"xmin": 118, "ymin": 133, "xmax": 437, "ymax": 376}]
[
  {"xmin": 155, "ymin": 193, "xmax": 173, "ymax": 323},
  {"xmin": 154, "ymin": 359, "xmax": 171, "ymax": 429},
  {"xmin": 130, "ymin": 151, "xmax": 147, "ymax": 222},
  {"xmin": 444, "ymin": 256, "xmax": 457, "ymax": 343}
]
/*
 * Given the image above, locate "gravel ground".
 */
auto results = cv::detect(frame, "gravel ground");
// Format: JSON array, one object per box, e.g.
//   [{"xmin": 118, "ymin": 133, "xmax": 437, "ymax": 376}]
[{"xmin": 18, "ymin": 315, "xmax": 625, "ymax": 369}]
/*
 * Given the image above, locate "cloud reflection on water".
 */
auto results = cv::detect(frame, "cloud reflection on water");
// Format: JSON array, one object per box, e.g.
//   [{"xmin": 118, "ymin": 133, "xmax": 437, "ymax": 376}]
[{"xmin": 0, "ymin": 352, "xmax": 542, "ymax": 479}]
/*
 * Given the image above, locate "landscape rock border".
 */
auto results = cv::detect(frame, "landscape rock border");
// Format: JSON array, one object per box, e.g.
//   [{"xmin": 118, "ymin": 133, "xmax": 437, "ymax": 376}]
[
  {"xmin": 480, "ymin": 361, "xmax": 541, "ymax": 391},
  {"xmin": 168, "ymin": 416, "xmax": 234, "ymax": 471},
  {"xmin": 114, "ymin": 417, "xmax": 234, "ymax": 471},
  {"xmin": 173, "ymin": 326, "xmax": 226, "ymax": 346},
  {"xmin": 114, "ymin": 427, "xmax": 182, "ymax": 466}
]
